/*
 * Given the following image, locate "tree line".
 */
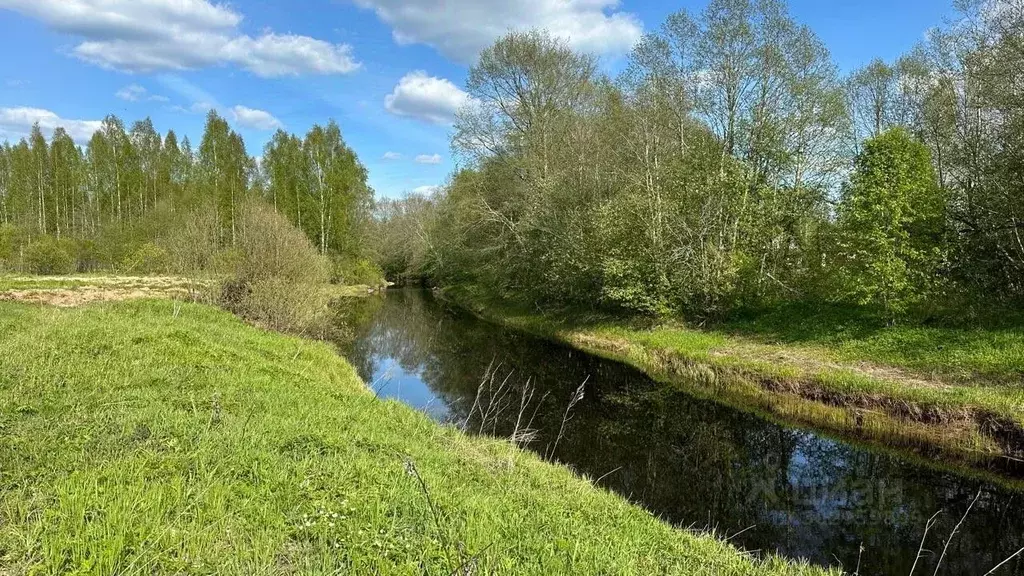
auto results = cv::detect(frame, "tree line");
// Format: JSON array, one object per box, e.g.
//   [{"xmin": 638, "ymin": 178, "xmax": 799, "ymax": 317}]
[
  {"xmin": 378, "ymin": 0, "xmax": 1024, "ymax": 319},
  {"xmin": 0, "ymin": 110, "xmax": 377, "ymax": 282}
]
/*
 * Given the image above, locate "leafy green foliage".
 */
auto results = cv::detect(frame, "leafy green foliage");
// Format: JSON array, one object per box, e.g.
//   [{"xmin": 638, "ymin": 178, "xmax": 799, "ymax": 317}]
[
  {"xmin": 0, "ymin": 110, "xmax": 377, "ymax": 284},
  {"xmin": 836, "ymin": 128, "xmax": 946, "ymax": 317},
  {"xmin": 379, "ymin": 0, "xmax": 1024, "ymax": 325},
  {"xmin": 218, "ymin": 201, "xmax": 333, "ymax": 336},
  {"xmin": 120, "ymin": 242, "xmax": 170, "ymax": 275},
  {"xmin": 23, "ymin": 235, "xmax": 75, "ymax": 275},
  {"xmin": 411, "ymin": 6, "xmax": 845, "ymax": 318},
  {"xmin": 0, "ymin": 223, "xmax": 21, "ymax": 269},
  {"xmin": 263, "ymin": 121, "xmax": 374, "ymax": 271}
]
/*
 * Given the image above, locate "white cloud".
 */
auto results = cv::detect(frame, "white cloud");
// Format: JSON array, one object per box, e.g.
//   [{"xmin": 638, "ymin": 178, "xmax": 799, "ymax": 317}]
[
  {"xmin": 415, "ymin": 154, "xmax": 442, "ymax": 165},
  {"xmin": 382, "ymin": 151, "xmax": 403, "ymax": 160},
  {"xmin": 115, "ymin": 84, "xmax": 168, "ymax": 102},
  {"xmin": 412, "ymin": 185, "xmax": 441, "ymax": 195},
  {"xmin": 0, "ymin": 107, "xmax": 102, "ymax": 144},
  {"xmin": 353, "ymin": 0, "xmax": 642, "ymax": 62},
  {"xmin": 385, "ymin": 71, "xmax": 470, "ymax": 125},
  {"xmin": 231, "ymin": 106, "xmax": 283, "ymax": 130},
  {"xmin": 116, "ymin": 85, "xmax": 145, "ymax": 101},
  {"xmin": 1, "ymin": 0, "xmax": 360, "ymax": 76},
  {"xmin": 219, "ymin": 34, "xmax": 359, "ymax": 77},
  {"xmin": 170, "ymin": 101, "xmax": 215, "ymax": 115}
]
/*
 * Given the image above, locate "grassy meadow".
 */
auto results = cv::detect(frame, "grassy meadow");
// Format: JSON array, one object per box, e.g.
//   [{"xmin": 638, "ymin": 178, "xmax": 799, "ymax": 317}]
[{"xmin": 0, "ymin": 297, "xmax": 835, "ymax": 575}]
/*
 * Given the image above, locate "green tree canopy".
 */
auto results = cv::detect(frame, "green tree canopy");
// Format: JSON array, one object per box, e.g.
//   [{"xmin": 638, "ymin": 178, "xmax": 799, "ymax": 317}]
[{"xmin": 837, "ymin": 128, "xmax": 946, "ymax": 316}]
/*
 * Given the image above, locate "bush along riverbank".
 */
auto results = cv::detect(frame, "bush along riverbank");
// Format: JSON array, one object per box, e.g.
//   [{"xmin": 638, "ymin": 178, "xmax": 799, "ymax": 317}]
[
  {"xmin": 0, "ymin": 298, "xmax": 837, "ymax": 575},
  {"xmin": 439, "ymin": 287, "xmax": 1024, "ymax": 476}
]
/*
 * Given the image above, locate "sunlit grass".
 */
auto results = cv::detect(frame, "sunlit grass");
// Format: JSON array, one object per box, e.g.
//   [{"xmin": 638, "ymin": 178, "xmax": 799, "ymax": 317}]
[
  {"xmin": 719, "ymin": 302, "xmax": 1024, "ymax": 384},
  {"xmin": 0, "ymin": 299, "xmax": 833, "ymax": 575}
]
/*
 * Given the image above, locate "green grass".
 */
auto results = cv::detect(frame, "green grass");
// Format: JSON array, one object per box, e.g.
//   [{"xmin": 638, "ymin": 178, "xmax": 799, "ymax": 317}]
[
  {"xmin": 442, "ymin": 287, "xmax": 1024, "ymax": 466},
  {"xmin": 0, "ymin": 299, "xmax": 832, "ymax": 575},
  {"xmin": 719, "ymin": 302, "xmax": 1024, "ymax": 384}
]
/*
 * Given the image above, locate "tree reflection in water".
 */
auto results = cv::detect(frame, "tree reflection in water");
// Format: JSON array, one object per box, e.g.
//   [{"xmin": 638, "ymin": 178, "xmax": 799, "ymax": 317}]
[{"xmin": 336, "ymin": 289, "xmax": 1024, "ymax": 576}]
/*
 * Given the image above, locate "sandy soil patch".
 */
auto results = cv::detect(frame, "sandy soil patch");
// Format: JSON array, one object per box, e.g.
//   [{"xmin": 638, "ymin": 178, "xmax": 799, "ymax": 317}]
[
  {"xmin": 0, "ymin": 276, "xmax": 209, "ymax": 307},
  {"xmin": 0, "ymin": 286, "xmax": 193, "ymax": 307}
]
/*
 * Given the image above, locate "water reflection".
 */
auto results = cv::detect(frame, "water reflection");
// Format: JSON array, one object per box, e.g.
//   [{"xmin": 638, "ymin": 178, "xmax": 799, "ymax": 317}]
[{"xmin": 336, "ymin": 289, "xmax": 1024, "ymax": 576}]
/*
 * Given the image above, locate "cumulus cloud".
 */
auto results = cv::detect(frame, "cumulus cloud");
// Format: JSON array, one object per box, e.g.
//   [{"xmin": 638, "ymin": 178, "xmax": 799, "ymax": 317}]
[
  {"xmin": 115, "ymin": 84, "xmax": 168, "ymax": 102},
  {"xmin": 382, "ymin": 151, "xmax": 403, "ymax": 160},
  {"xmin": 0, "ymin": 107, "xmax": 102, "ymax": 144},
  {"xmin": 353, "ymin": 0, "xmax": 642, "ymax": 62},
  {"xmin": 415, "ymin": 154, "xmax": 442, "ymax": 165},
  {"xmin": 1, "ymin": 0, "xmax": 360, "ymax": 76},
  {"xmin": 385, "ymin": 71, "xmax": 470, "ymax": 125},
  {"xmin": 231, "ymin": 105, "xmax": 283, "ymax": 130},
  {"xmin": 412, "ymin": 185, "xmax": 441, "ymax": 195}
]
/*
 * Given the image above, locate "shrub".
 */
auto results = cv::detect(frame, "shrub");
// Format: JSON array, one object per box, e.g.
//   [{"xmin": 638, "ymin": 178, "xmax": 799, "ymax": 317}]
[
  {"xmin": 72, "ymin": 239, "xmax": 104, "ymax": 273},
  {"xmin": 218, "ymin": 201, "xmax": 333, "ymax": 336},
  {"xmin": 121, "ymin": 242, "xmax": 170, "ymax": 275},
  {"xmin": 24, "ymin": 236, "xmax": 75, "ymax": 275},
  {"xmin": 0, "ymin": 224, "xmax": 20, "ymax": 271},
  {"xmin": 332, "ymin": 258, "xmax": 384, "ymax": 286},
  {"xmin": 88, "ymin": 226, "xmax": 139, "ymax": 272},
  {"xmin": 160, "ymin": 209, "xmax": 220, "ymax": 277}
]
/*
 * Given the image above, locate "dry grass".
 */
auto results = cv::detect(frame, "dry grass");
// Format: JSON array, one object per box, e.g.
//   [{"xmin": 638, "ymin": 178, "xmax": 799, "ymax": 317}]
[{"xmin": 0, "ymin": 276, "xmax": 209, "ymax": 307}]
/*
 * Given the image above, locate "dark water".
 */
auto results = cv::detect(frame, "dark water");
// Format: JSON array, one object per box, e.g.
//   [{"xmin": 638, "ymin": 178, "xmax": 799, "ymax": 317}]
[{"xmin": 337, "ymin": 289, "xmax": 1024, "ymax": 576}]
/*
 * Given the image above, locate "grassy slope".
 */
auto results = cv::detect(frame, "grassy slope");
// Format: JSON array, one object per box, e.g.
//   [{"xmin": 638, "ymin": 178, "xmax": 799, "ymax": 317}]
[
  {"xmin": 718, "ymin": 302, "xmax": 1024, "ymax": 385},
  {"xmin": 0, "ymin": 299, "xmax": 833, "ymax": 575},
  {"xmin": 443, "ymin": 288, "xmax": 1024, "ymax": 466}
]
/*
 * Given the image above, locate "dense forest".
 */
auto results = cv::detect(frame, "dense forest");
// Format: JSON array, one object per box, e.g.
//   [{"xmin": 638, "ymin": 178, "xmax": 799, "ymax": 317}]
[
  {"xmin": 379, "ymin": 0, "xmax": 1024, "ymax": 320},
  {"xmin": 0, "ymin": 111, "xmax": 378, "ymax": 284}
]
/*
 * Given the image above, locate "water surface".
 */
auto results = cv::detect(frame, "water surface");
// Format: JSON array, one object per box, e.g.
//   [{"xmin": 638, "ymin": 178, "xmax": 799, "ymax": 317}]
[{"xmin": 337, "ymin": 289, "xmax": 1024, "ymax": 576}]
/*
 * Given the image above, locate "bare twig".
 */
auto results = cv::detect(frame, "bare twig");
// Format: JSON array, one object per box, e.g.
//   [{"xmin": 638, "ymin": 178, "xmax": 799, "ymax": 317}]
[
  {"xmin": 463, "ymin": 359, "xmax": 496, "ymax": 432},
  {"xmin": 984, "ymin": 546, "xmax": 1024, "ymax": 575},
  {"xmin": 478, "ymin": 369, "xmax": 515, "ymax": 435},
  {"xmin": 371, "ymin": 366, "xmax": 396, "ymax": 398},
  {"xmin": 510, "ymin": 378, "xmax": 545, "ymax": 445},
  {"xmin": 932, "ymin": 490, "xmax": 983, "ymax": 576},
  {"xmin": 593, "ymin": 466, "xmax": 623, "ymax": 487},
  {"xmin": 725, "ymin": 524, "xmax": 757, "ymax": 543},
  {"xmin": 549, "ymin": 376, "xmax": 587, "ymax": 458},
  {"xmin": 910, "ymin": 510, "xmax": 944, "ymax": 576}
]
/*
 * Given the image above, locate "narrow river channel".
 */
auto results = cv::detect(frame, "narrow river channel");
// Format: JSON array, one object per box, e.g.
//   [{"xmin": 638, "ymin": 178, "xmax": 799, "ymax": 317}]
[{"xmin": 337, "ymin": 289, "xmax": 1024, "ymax": 576}]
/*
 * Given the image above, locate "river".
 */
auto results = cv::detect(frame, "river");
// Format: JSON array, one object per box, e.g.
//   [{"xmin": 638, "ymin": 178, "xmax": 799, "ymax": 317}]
[{"xmin": 336, "ymin": 289, "xmax": 1024, "ymax": 575}]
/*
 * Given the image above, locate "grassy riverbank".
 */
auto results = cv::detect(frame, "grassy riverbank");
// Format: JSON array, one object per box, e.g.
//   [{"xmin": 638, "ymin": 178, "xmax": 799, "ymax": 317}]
[
  {"xmin": 0, "ymin": 298, "xmax": 833, "ymax": 575},
  {"xmin": 442, "ymin": 287, "xmax": 1024, "ymax": 469}
]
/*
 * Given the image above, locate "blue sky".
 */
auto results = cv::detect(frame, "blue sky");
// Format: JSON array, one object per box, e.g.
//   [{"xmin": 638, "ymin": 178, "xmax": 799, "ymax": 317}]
[{"xmin": 0, "ymin": 0, "xmax": 954, "ymax": 198}]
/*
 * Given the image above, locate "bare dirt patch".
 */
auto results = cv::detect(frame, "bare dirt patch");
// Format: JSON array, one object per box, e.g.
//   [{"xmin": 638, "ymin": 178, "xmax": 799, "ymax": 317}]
[
  {"xmin": 0, "ymin": 276, "xmax": 208, "ymax": 307},
  {"xmin": 0, "ymin": 286, "xmax": 191, "ymax": 307}
]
